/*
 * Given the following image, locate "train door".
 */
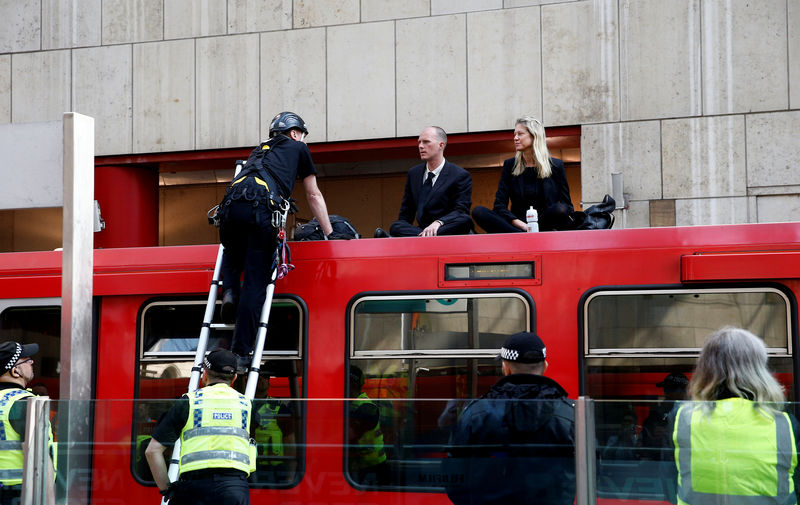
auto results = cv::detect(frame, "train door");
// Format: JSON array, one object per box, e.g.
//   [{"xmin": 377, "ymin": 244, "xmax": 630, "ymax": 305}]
[
  {"xmin": 580, "ymin": 286, "xmax": 797, "ymax": 502},
  {"xmin": 345, "ymin": 290, "xmax": 532, "ymax": 491},
  {"xmin": 131, "ymin": 296, "xmax": 307, "ymax": 489}
]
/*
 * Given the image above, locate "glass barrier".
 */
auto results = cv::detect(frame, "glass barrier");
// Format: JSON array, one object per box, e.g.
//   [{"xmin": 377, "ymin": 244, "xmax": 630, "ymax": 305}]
[{"xmin": 20, "ymin": 398, "xmax": 800, "ymax": 505}]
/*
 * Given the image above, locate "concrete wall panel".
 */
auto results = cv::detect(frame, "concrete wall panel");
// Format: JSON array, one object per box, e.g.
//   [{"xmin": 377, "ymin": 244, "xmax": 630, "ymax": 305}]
[
  {"xmin": 619, "ymin": 0, "xmax": 701, "ymax": 120},
  {"xmin": 165, "ymin": 0, "xmax": 227, "ymax": 39},
  {"xmin": 133, "ymin": 40, "xmax": 195, "ymax": 152},
  {"xmin": 702, "ymin": 0, "xmax": 788, "ymax": 115},
  {"xmin": 746, "ymin": 110, "xmax": 800, "ymax": 188},
  {"xmin": 467, "ymin": 8, "xmax": 542, "ymax": 132},
  {"xmin": 361, "ymin": 0, "xmax": 430, "ymax": 21},
  {"xmin": 0, "ymin": 56, "xmax": 9, "ymax": 123},
  {"xmin": 623, "ymin": 200, "xmax": 650, "ymax": 229},
  {"xmin": 789, "ymin": 0, "xmax": 800, "ymax": 109},
  {"xmin": 196, "ymin": 35, "xmax": 260, "ymax": 149},
  {"xmin": 261, "ymin": 28, "xmax": 327, "ymax": 141},
  {"xmin": 396, "ymin": 14, "xmax": 467, "ymax": 136},
  {"xmin": 432, "ymin": 0, "xmax": 502, "ymax": 15},
  {"xmin": 228, "ymin": 0, "xmax": 292, "ymax": 33},
  {"xmin": 505, "ymin": 0, "xmax": 581, "ymax": 6},
  {"xmin": 581, "ymin": 121, "xmax": 661, "ymax": 203},
  {"xmin": 11, "ymin": 51, "xmax": 71, "ymax": 123},
  {"xmin": 72, "ymin": 45, "xmax": 133, "ymax": 155},
  {"xmin": 542, "ymin": 0, "xmax": 618, "ymax": 126},
  {"xmin": 675, "ymin": 196, "xmax": 752, "ymax": 226},
  {"xmin": 42, "ymin": 0, "xmax": 101, "ymax": 49},
  {"xmin": 102, "ymin": 0, "xmax": 163, "ymax": 44},
  {"xmin": 662, "ymin": 116, "xmax": 746, "ymax": 199},
  {"xmin": 327, "ymin": 22, "xmax": 395, "ymax": 141},
  {"xmin": 0, "ymin": 1, "xmax": 40, "ymax": 53},
  {"xmin": 293, "ymin": 0, "xmax": 359, "ymax": 28},
  {"xmin": 757, "ymin": 194, "xmax": 800, "ymax": 223}
]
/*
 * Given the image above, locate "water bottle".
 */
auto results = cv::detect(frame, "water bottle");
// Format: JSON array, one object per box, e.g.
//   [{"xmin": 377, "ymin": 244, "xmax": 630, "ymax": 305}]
[{"xmin": 526, "ymin": 206, "xmax": 539, "ymax": 233}]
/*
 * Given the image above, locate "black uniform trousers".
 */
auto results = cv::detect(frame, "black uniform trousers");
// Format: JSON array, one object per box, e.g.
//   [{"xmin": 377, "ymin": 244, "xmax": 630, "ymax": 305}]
[
  {"xmin": 220, "ymin": 199, "xmax": 278, "ymax": 358},
  {"xmin": 171, "ymin": 473, "xmax": 250, "ymax": 505},
  {"xmin": 0, "ymin": 485, "xmax": 21, "ymax": 505}
]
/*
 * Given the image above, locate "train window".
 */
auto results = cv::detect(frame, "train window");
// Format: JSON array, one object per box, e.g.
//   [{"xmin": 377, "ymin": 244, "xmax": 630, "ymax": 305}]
[
  {"xmin": 133, "ymin": 298, "xmax": 305, "ymax": 489},
  {"xmin": 585, "ymin": 288, "xmax": 790, "ymax": 354},
  {"xmin": 0, "ymin": 300, "xmax": 61, "ymax": 399},
  {"xmin": 347, "ymin": 293, "xmax": 531, "ymax": 491},
  {"xmin": 583, "ymin": 287, "xmax": 794, "ymax": 502}
]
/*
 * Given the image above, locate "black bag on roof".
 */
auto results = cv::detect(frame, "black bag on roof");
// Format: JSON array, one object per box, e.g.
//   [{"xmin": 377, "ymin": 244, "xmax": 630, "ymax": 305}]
[
  {"xmin": 293, "ymin": 215, "xmax": 360, "ymax": 241},
  {"xmin": 569, "ymin": 194, "xmax": 616, "ymax": 230}
]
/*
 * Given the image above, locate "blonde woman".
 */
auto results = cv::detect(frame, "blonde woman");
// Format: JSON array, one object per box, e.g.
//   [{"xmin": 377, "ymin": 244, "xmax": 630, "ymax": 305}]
[
  {"xmin": 472, "ymin": 117, "xmax": 573, "ymax": 233},
  {"xmin": 673, "ymin": 327, "xmax": 799, "ymax": 505}
]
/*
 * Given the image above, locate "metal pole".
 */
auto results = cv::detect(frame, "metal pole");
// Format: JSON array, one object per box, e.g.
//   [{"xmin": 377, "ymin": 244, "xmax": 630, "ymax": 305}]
[
  {"xmin": 60, "ymin": 112, "xmax": 95, "ymax": 505},
  {"xmin": 575, "ymin": 396, "xmax": 597, "ymax": 505},
  {"xmin": 22, "ymin": 396, "xmax": 52, "ymax": 505}
]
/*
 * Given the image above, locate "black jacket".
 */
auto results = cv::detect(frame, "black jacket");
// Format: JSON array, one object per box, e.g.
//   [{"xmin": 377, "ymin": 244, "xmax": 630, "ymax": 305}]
[
  {"xmin": 493, "ymin": 157, "xmax": 572, "ymax": 223},
  {"xmin": 396, "ymin": 160, "xmax": 472, "ymax": 228},
  {"xmin": 445, "ymin": 374, "xmax": 575, "ymax": 505}
]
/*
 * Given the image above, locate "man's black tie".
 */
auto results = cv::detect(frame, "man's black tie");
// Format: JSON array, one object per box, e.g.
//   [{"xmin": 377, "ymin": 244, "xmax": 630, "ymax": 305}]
[{"xmin": 417, "ymin": 171, "xmax": 435, "ymax": 223}]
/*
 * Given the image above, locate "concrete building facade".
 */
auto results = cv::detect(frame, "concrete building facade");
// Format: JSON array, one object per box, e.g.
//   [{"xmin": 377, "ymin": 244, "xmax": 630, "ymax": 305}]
[{"xmin": 0, "ymin": 0, "xmax": 798, "ymax": 249}]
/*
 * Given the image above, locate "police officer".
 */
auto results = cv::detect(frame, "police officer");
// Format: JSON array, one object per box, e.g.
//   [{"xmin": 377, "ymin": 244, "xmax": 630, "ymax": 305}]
[
  {"xmin": 673, "ymin": 327, "xmax": 800, "ymax": 505},
  {"xmin": 347, "ymin": 366, "xmax": 389, "ymax": 485},
  {"xmin": 251, "ymin": 370, "xmax": 296, "ymax": 484},
  {"xmin": 145, "ymin": 349, "xmax": 253, "ymax": 505},
  {"xmin": 217, "ymin": 112, "xmax": 336, "ymax": 371},
  {"xmin": 446, "ymin": 332, "xmax": 575, "ymax": 505},
  {"xmin": 0, "ymin": 341, "xmax": 55, "ymax": 505}
]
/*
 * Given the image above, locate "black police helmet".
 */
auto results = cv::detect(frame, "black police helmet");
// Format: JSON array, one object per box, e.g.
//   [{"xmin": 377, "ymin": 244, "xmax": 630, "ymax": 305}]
[{"xmin": 269, "ymin": 111, "xmax": 308, "ymax": 138}]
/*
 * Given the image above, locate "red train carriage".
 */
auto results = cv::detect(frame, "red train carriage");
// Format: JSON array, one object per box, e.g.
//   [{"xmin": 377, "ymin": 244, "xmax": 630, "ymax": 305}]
[{"xmin": 0, "ymin": 223, "xmax": 798, "ymax": 504}]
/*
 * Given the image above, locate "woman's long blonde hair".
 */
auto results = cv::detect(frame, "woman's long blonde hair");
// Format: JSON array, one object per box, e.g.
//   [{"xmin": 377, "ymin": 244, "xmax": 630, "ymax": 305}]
[
  {"xmin": 691, "ymin": 327, "xmax": 785, "ymax": 413},
  {"xmin": 512, "ymin": 116, "xmax": 551, "ymax": 178}
]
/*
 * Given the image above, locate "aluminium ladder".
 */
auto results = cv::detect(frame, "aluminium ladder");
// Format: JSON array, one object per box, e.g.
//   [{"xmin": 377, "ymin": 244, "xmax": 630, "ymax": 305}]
[{"xmin": 160, "ymin": 160, "xmax": 286, "ymax": 503}]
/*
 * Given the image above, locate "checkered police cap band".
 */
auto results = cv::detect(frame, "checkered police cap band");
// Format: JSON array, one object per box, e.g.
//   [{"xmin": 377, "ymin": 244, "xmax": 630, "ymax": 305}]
[
  {"xmin": 203, "ymin": 356, "xmax": 212, "ymax": 370},
  {"xmin": 500, "ymin": 347, "xmax": 519, "ymax": 361},
  {"xmin": 4, "ymin": 343, "xmax": 22, "ymax": 370}
]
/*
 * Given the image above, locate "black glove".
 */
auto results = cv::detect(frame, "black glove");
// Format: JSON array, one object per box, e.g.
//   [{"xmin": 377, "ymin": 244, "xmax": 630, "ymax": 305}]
[
  {"xmin": 326, "ymin": 231, "xmax": 351, "ymax": 240},
  {"xmin": 159, "ymin": 481, "xmax": 181, "ymax": 502}
]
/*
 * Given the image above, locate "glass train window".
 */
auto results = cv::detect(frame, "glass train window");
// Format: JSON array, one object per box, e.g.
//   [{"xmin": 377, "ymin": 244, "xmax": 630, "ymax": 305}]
[
  {"xmin": 347, "ymin": 293, "xmax": 531, "ymax": 491},
  {"xmin": 133, "ymin": 298, "xmax": 305, "ymax": 489},
  {"xmin": 0, "ymin": 301, "xmax": 61, "ymax": 399},
  {"xmin": 582, "ymin": 287, "xmax": 794, "ymax": 503}
]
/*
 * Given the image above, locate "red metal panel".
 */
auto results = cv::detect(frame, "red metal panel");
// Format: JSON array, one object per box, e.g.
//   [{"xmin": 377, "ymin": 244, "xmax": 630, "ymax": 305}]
[{"xmin": 682, "ymin": 250, "xmax": 800, "ymax": 282}]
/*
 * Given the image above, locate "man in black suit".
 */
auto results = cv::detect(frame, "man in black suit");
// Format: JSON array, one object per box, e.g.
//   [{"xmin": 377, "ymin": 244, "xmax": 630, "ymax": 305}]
[{"xmin": 383, "ymin": 126, "xmax": 473, "ymax": 237}]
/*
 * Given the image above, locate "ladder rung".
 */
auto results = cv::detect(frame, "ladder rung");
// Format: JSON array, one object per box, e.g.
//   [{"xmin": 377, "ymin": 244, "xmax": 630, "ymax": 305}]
[{"xmin": 209, "ymin": 323, "xmax": 235, "ymax": 330}]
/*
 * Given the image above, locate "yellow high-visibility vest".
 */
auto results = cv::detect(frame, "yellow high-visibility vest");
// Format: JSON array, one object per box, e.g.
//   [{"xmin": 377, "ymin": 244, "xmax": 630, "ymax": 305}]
[
  {"xmin": 0, "ymin": 388, "xmax": 55, "ymax": 486},
  {"xmin": 179, "ymin": 383, "xmax": 252, "ymax": 476},
  {"xmin": 674, "ymin": 397, "xmax": 798, "ymax": 505}
]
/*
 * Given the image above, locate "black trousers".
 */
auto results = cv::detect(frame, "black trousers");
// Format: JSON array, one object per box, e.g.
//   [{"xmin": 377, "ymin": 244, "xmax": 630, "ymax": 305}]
[
  {"xmin": 0, "ymin": 485, "xmax": 20, "ymax": 505},
  {"xmin": 472, "ymin": 203, "xmax": 572, "ymax": 233},
  {"xmin": 220, "ymin": 199, "xmax": 278, "ymax": 357},
  {"xmin": 389, "ymin": 216, "xmax": 473, "ymax": 237},
  {"xmin": 172, "ymin": 474, "xmax": 250, "ymax": 505}
]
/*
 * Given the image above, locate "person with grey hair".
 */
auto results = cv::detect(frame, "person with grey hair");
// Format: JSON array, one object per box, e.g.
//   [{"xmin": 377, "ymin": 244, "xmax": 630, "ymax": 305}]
[
  {"xmin": 472, "ymin": 116, "xmax": 573, "ymax": 233},
  {"xmin": 379, "ymin": 126, "xmax": 473, "ymax": 238},
  {"xmin": 672, "ymin": 327, "xmax": 799, "ymax": 505}
]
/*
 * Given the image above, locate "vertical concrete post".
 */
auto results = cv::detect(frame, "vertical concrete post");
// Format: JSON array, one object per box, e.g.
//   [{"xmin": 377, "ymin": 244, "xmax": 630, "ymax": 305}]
[{"xmin": 60, "ymin": 112, "xmax": 95, "ymax": 505}]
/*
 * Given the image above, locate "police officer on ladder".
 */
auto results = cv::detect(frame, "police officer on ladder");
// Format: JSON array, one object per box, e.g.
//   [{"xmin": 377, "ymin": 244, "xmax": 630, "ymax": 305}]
[
  {"xmin": 216, "ymin": 112, "xmax": 336, "ymax": 371},
  {"xmin": 145, "ymin": 349, "xmax": 254, "ymax": 505},
  {"xmin": 0, "ymin": 341, "xmax": 55, "ymax": 505}
]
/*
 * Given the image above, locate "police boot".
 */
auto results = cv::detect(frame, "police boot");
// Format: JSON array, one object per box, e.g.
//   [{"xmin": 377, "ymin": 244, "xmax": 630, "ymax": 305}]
[{"xmin": 221, "ymin": 289, "xmax": 237, "ymax": 324}]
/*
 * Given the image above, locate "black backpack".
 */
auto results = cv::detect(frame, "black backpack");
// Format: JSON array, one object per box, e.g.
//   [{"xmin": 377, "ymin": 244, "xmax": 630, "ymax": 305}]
[
  {"xmin": 569, "ymin": 194, "xmax": 616, "ymax": 230},
  {"xmin": 293, "ymin": 215, "xmax": 360, "ymax": 241}
]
